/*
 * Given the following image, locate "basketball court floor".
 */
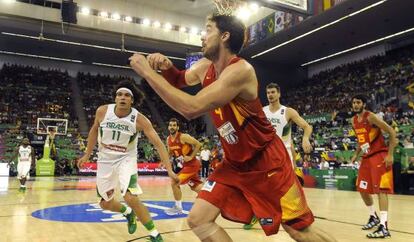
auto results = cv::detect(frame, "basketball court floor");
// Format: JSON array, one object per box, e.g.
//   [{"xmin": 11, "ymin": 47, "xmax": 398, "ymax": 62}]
[{"xmin": 0, "ymin": 175, "xmax": 413, "ymax": 242}]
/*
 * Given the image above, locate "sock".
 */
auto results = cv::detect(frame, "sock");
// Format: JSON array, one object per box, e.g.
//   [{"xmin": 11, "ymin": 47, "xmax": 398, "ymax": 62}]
[
  {"xmin": 367, "ymin": 205, "xmax": 376, "ymax": 217},
  {"xmin": 144, "ymin": 220, "xmax": 159, "ymax": 237},
  {"xmin": 120, "ymin": 205, "xmax": 132, "ymax": 215},
  {"xmin": 380, "ymin": 211, "xmax": 388, "ymax": 227},
  {"xmin": 175, "ymin": 200, "xmax": 182, "ymax": 209}
]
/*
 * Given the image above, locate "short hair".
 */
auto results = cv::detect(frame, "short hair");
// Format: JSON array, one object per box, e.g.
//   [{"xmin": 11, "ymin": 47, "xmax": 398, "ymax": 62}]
[
  {"xmin": 169, "ymin": 118, "xmax": 179, "ymax": 127},
  {"xmin": 266, "ymin": 83, "xmax": 280, "ymax": 92},
  {"xmin": 352, "ymin": 94, "xmax": 368, "ymax": 104},
  {"xmin": 207, "ymin": 14, "xmax": 246, "ymax": 54},
  {"xmin": 113, "ymin": 80, "xmax": 145, "ymax": 107}
]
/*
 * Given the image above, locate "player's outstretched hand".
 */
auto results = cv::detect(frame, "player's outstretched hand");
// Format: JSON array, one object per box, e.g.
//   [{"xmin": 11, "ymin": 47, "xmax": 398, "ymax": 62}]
[
  {"xmin": 129, "ymin": 53, "xmax": 154, "ymax": 78},
  {"xmin": 146, "ymin": 53, "xmax": 173, "ymax": 71},
  {"xmin": 77, "ymin": 154, "xmax": 89, "ymax": 169}
]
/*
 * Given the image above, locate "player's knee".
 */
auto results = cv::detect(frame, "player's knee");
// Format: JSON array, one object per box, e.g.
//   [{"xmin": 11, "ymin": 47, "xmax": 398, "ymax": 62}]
[
  {"xmin": 189, "ymin": 221, "xmax": 219, "ymax": 240},
  {"xmin": 123, "ymin": 191, "xmax": 136, "ymax": 204}
]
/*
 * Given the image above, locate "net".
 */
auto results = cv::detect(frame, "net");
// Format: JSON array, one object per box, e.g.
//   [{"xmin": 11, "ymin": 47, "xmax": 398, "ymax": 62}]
[{"xmin": 212, "ymin": 0, "xmax": 243, "ymax": 15}]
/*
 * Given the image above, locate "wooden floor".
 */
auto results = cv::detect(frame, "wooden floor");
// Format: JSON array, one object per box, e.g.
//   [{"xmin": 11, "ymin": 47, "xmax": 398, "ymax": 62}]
[{"xmin": 0, "ymin": 175, "xmax": 413, "ymax": 242}]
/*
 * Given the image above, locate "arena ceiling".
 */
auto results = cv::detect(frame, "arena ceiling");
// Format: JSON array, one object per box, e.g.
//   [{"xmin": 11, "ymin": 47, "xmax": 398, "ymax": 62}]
[{"xmin": 0, "ymin": 0, "xmax": 413, "ymax": 68}]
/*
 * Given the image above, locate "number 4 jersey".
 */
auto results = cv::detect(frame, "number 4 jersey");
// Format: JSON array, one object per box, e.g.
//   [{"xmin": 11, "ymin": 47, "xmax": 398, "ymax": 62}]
[
  {"xmin": 353, "ymin": 111, "xmax": 387, "ymax": 157},
  {"xmin": 98, "ymin": 104, "xmax": 139, "ymax": 163}
]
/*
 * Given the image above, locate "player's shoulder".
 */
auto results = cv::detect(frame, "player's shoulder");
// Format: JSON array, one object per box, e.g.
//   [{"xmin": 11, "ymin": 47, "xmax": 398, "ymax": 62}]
[
  {"xmin": 97, "ymin": 104, "xmax": 109, "ymax": 113},
  {"xmin": 262, "ymin": 105, "xmax": 269, "ymax": 111}
]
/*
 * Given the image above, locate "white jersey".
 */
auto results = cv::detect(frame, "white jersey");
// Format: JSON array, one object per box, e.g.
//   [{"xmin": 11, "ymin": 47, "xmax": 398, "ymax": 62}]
[
  {"xmin": 97, "ymin": 104, "xmax": 139, "ymax": 163},
  {"xmin": 263, "ymin": 105, "xmax": 293, "ymax": 161},
  {"xmin": 18, "ymin": 145, "xmax": 32, "ymax": 163}
]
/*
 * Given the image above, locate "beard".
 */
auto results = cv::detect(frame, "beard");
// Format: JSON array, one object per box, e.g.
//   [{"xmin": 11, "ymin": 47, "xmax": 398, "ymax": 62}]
[
  {"xmin": 353, "ymin": 107, "xmax": 363, "ymax": 114},
  {"xmin": 203, "ymin": 43, "xmax": 220, "ymax": 61},
  {"xmin": 169, "ymin": 130, "xmax": 177, "ymax": 135}
]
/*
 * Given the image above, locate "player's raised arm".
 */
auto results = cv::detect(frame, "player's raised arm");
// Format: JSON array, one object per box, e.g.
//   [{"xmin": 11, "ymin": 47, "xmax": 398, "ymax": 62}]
[{"xmin": 130, "ymin": 54, "xmax": 256, "ymax": 119}]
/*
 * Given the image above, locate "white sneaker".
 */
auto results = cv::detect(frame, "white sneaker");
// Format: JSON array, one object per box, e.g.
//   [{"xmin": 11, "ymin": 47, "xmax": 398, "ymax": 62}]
[{"xmin": 164, "ymin": 205, "xmax": 183, "ymax": 215}]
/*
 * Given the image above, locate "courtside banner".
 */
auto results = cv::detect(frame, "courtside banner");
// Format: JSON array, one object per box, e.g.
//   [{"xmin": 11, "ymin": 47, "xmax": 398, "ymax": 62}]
[{"xmin": 79, "ymin": 162, "xmax": 167, "ymax": 175}]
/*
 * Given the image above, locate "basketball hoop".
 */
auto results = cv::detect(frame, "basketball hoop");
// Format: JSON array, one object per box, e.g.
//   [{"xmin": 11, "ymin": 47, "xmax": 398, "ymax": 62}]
[
  {"xmin": 48, "ymin": 130, "xmax": 56, "ymax": 140},
  {"xmin": 212, "ymin": 0, "xmax": 243, "ymax": 16}
]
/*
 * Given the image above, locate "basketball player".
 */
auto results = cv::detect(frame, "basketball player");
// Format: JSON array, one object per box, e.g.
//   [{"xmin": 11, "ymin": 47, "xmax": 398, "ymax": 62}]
[
  {"xmin": 350, "ymin": 94, "xmax": 397, "ymax": 238},
  {"xmin": 263, "ymin": 82, "xmax": 312, "ymax": 162},
  {"xmin": 129, "ymin": 14, "xmax": 334, "ymax": 242},
  {"xmin": 78, "ymin": 80, "xmax": 178, "ymax": 242},
  {"xmin": 164, "ymin": 118, "xmax": 203, "ymax": 215},
  {"xmin": 9, "ymin": 138, "xmax": 35, "ymax": 192},
  {"xmin": 243, "ymin": 82, "xmax": 313, "ymax": 230}
]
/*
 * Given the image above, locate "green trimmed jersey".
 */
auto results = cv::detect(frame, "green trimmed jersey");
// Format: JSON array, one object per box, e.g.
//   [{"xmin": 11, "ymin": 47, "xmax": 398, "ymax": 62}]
[
  {"xmin": 97, "ymin": 104, "xmax": 139, "ymax": 163},
  {"xmin": 263, "ymin": 105, "xmax": 293, "ymax": 161}
]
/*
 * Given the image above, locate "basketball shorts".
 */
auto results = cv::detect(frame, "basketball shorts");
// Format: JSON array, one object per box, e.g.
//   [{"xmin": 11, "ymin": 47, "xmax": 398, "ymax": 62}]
[
  {"xmin": 17, "ymin": 162, "xmax": 31, "ymax": 179},
  {"xmin": 357, "ymin": 151, "xmax": 393, "ymax": 194},
  {"xmin": 198, "ymin": 138, "xmax": 314, "ymax": 236},
  {"xmin": 178, "ymin": 163, "xmax": 202, "ymax": 189},
  {"xmin": 97, "ymin": 159, "xmax": 143, "ymax": 201}
]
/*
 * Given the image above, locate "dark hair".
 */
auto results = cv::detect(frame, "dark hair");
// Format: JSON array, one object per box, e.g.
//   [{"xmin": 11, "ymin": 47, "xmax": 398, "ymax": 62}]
[
  {"xmin": 114, "ymin": 80, "xmax": 145, "ymax": 107},
  {"xmin": 208, "ymin": 14, "xmax": 246, "ymax": 54},
  {"xmin": 169, "ymin": 118, "xmax": 179, "ymax": 127},
  {"xmin": 352, "ymin": 94, "xmax": 367, "ymax": 104},
  {"xmin": 266, "ymin": 83, "xmax": 280, "ymax": 92}
]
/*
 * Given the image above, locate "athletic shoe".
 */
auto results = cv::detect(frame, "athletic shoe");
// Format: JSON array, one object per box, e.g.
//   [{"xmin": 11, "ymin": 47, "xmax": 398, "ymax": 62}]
[
  {"xmin": 362, "ymin": 215, "xmax": 380, "ymax": 230},
  {"xmin": 124, "ymin": 210, "xmax": 137, "ymax": 234},
  {"xmin": 164, "ymin": 205, "xmax": 183, "ymax": 215},
  {"xmin": 148, "ymin": 234, "xmax": 164, "ymax": 242},
  {"xmin": 367, "ymin": 224, "xmax": 391, "ymax": 238},
  {"xmin": 243, "ymin": 216, "xmax": 258, "ymax": 230}
]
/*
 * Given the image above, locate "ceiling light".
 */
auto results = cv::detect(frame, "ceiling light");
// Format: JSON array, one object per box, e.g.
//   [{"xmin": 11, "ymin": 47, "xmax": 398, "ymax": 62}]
[
  {"xmin": 142, "ymin": 18, "xmax": 151, "ymax": 26},
  {"xmin": 99, "ymin": 11, "xmax": 108, "ymax": 18},
  {"xmin": 236, "ymin": 7, "xmax": 250, "ymax": 21},
  {"xmin": 125, "ymin": 16, "xmax": 132, "ymax": 22},
  {"xmin": 111, "ymin": 13, "xmax": 121, "ymax": 20},
  {"xmin": 301, "ymin": 26, "xmax": 414, "ymax": 66},
  {"xmin": 179, "ymin": 26, "xmax": 187, "ymax": 32},
  {"xmin": 153, "ymin": 21, "xmax": 161, "ymax": 28},
  {"xmin": 251, "ymin": 0, "xmax": 387, "ymax": 58},
  {"xmin": 164, "ymin": 23, "xmax": 172, "ymax": 31},
  {"xmin": 191, "ymin": 27, "xmax": 198, "ymax": 35},
  {"xmin": 80, "ymin": 7, "xmax": 90, "ymax": 15}
]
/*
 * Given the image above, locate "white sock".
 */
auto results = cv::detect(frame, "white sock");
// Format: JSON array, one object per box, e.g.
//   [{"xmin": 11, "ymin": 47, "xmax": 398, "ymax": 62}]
[
  {"xmin": 175, "ymin": 200, "xmax": 182, "ymax": 209},
  {"xmin": 380, "ymin": 211, "xmax": 388, "ymax": 227},
  {"xmin": 122, "ymin": 206, "xmax": 132, "ymax": 215},
  {"xmin": 150, "ymin": 229, "xmax": 159, "ymax": 237},
  {"xmin": 367, "ymin": 205, "xmax": 376, "ymax": 217}
]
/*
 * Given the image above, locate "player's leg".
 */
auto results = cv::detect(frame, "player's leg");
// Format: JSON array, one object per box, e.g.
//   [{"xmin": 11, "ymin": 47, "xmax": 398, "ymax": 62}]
[
  {"xmin": 188, "ymin": 198, "xmax": 231, "ymax": 242},
  {"xmin": 192, "ymin": 181, "xmax": 254, "ymax": 241},
  {"xmin": 356, "ymin": 157, "xmax": 380, "ymax": 230},
  {"xmin": 283, "ymin": 224, "xmax": 337, "ymax": 242},
  {"xmin": 97, "ymin": 162, "xmax": 136, "ymax": 234},
  {"xmin": 120, "ymin": 161, "xmax": 163, "ymax": 241},
  {"xmin": 166, "ymin": 177, "xmax": 184, "ymax": 215},
  {"xmin": 366, "ymin": 152, "xmax": 393, "ymax": 238},
  {"xmin": 124, "ymin": 190, "xmax": 163, "ymax": 240}
]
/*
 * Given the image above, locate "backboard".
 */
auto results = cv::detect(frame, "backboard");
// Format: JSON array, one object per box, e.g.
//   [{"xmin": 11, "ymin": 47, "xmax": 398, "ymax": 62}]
[{"xmin": 37, "ymin": 118, "xmax": 68, "ymax": 136}]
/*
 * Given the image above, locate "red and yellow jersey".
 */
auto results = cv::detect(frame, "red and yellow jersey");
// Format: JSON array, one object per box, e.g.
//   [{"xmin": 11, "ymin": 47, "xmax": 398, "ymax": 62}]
[
  {"xmin": 353, "ymin": 111, "xmax": 387, "ymax": 157},
  {"xmin": 202, "ymin": 57, "xmax": 277, "ymax": 165},
  {"xmin": 167, "ymin": 132, "xmax": 198, "ymax": 167}
]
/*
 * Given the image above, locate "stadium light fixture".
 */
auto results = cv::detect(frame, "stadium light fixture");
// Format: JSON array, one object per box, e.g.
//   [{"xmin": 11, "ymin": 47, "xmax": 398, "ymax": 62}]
[
  {"xmin": 99, "ymin": 11, "xmax": 108, "ymax": 18},
  {"xmin": 301, "ymin": 26, "xmax": 414, "ymax": 66},
  {"xmin": 80, "ymin": 7, "xmax": 90, "ymax": 15},
  {"xmin": 251, "ymin": 0, "xmax": 388, "ymax": 58}
]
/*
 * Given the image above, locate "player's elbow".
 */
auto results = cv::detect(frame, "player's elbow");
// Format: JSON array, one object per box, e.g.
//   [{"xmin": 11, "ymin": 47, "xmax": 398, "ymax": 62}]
[{"xmin": 181, "ymin": 104, "xmax": 203, "ymax": 120}]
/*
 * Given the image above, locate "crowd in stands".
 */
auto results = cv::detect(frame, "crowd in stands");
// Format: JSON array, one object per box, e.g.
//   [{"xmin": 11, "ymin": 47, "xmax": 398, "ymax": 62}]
[
  {"xmin": 0, "ymin": 44, "xmax": 414, "ymax": 189},
  {"xmin": 283, "ymin": 44, "xmax": 414, "ymax": 115},
  {"xmin": 0, "ymin": 64, "xmax": 76, "ymax": 130}
]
